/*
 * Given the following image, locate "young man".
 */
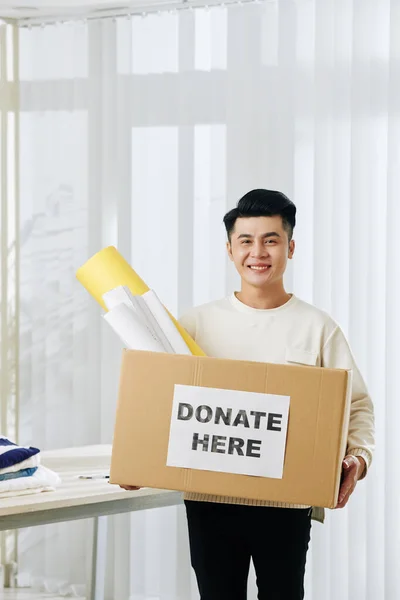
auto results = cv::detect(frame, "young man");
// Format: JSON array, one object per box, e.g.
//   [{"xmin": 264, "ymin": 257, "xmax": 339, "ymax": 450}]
[
  {"xmin": 177, "ymin": 189, "xmax": 375, "ymax": 600},
  {"xmin": 121, "ymin": 189, "xmax": 375, "ymax": 599}
]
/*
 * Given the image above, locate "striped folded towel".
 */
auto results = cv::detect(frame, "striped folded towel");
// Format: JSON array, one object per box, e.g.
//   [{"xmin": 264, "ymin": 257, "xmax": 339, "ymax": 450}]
[
  {"xmin": 0, "ymin": 437, "xmax": 61, "ymax": 499},
  {"xmin": 0, "ymin": 436, "xmax": 40, "ymax": 470},
  {"xmin": 0, "ymin": 454, "xmax": 40, "ymax": 475}
]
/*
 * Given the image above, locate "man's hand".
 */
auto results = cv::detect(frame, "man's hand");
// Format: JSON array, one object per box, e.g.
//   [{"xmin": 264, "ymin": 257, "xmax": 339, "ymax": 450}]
[
  {"xmin": 119, "ymin": 485, "xmax": 141, "ymax": 491},
  {"xmin": 335, "ymin": 455, "xmax": 366, "ymax": 509}
]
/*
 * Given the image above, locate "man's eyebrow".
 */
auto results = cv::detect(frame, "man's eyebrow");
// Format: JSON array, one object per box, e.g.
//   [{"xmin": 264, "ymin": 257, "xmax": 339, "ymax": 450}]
[{"xmin": 237, "ymin": 232, "xmax": 281, "ymax": 239}]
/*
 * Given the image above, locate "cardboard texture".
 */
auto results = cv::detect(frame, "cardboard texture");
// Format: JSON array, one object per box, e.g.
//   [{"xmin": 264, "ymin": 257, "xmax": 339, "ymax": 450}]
[{"xmin": 110, "ymin": 350, "xmax": 352, "ymax": 508}]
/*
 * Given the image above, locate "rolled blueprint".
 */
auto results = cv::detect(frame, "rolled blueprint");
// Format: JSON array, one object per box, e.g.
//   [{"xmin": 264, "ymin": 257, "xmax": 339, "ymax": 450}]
[
  {"xmin": 103, "ymin": 286, "xmax": 175, "ymax": 354},
  {"xmin": 142, "ymin": 290, "xmax": 191, "ymax": 355},
  {"xmin": 104, "ymin": 303, "xmax": 167, "ymax": 353}
]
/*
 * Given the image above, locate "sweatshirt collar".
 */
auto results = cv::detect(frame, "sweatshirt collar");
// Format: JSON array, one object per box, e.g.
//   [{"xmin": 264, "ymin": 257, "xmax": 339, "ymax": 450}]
[{"xmin": 229, "ymin": 292, "xmax": 298, "ymax": 315}]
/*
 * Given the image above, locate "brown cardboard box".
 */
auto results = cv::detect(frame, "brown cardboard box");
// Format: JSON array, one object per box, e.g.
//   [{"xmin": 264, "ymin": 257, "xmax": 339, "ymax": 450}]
[{"xmin": 110, "ymin": 350, "xmax": 352, "ymax": 508}]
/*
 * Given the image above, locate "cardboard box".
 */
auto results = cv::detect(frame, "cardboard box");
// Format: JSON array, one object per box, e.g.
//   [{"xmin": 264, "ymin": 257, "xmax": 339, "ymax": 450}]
[{"xmin": 110, "ymin": 350, "xmax": 352, "ymax": 508}]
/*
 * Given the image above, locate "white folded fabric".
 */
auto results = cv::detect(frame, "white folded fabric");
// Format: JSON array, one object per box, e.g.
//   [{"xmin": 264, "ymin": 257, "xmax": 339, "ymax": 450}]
[{"xmin": 0, "ymin": 465, "xmax": 61, "ymax": 498}]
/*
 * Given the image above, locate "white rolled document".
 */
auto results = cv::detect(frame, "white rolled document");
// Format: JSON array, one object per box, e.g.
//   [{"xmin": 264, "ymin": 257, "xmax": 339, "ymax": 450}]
[
  {"xmin": 142, "ymin": 290, "xmax": 191, "ymax": 355},
  {"xmin": 103, "ymin": 303, "xmax": 167, "ymax": 353},
  {"xmin": 103, "ymin": 286, "xmax": 136, "ymax": 312},
  {"xmin": 102, "ymin": 286, "xmax": 191, "ymax": 355}
]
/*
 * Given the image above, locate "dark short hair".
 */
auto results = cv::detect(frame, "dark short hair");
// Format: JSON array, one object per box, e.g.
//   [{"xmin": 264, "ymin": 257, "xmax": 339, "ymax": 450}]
[{"xmin": 223, "ymin": 189, "xmax": 296, "ymax": 242}]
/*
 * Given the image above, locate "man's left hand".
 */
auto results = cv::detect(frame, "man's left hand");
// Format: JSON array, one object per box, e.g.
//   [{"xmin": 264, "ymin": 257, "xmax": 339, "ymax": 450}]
[{"xmin": 335, "ymin": 455, "xmax": 366, "ymax": 509}]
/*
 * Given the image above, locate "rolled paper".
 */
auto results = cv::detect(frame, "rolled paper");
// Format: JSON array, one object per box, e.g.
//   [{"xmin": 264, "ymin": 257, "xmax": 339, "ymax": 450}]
[
  {"xmin": 76, "ymin": 246, "xmax": 206, "ymax": 356},
  {"xmin": 142, "ymin": 290, "xmax": 191, "ymax": 355},
  {"xmin": 76, "ymin": 246, "xmax": 149, "ymax": 310},
  {"xmin": 104, "ymin": 304, "xmax": 167, "ymax": 354},
  {"xmin": 103, "ymin": 285, "xmax": 176, "ymax": 354}
]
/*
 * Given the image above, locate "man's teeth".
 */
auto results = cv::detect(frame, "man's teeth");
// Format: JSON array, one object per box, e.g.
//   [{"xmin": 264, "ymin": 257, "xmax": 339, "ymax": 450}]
[{"xmin": 249, "ymin": 266, "xmax": 269, "ymax": 270}]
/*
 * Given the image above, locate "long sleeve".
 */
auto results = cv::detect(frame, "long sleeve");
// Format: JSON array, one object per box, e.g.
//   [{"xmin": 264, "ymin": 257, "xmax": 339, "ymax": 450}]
[{"xmin": 321, "ymin": 326, "xmax": 375, "ymax": 478}]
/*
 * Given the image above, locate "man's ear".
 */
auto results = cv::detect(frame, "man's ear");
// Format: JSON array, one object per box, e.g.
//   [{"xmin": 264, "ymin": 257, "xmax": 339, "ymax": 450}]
[
  {"xmin": 288, "ymin": 239, "xmax": 295, "ymax": 260},
  {"xmin": 226, "ymin": 241, "xmax": 234, "ymax": 262}
]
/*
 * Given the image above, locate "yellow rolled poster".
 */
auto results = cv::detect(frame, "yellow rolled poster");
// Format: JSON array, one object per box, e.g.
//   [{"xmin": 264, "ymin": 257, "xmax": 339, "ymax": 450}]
[{"xmin": 76, "ymin": 246, "xmax": 206, "ymax": 357}]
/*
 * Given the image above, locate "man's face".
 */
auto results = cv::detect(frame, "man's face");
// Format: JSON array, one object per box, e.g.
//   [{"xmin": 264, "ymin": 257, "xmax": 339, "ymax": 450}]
[{"xmin": 226, "ymin": 216, "xmax": 295, "ymax": 289}]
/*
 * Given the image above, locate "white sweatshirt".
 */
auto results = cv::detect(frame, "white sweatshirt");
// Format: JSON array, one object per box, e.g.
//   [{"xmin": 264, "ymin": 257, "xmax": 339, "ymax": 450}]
[{"xmin": 179, "ymin": 293, "xmax": 375, "ymax": 511}]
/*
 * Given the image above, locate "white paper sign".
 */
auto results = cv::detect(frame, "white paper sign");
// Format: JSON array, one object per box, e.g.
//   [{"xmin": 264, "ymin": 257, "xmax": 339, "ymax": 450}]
[{"xmin": 167, "ymin": 385, "xmax": 290, "ymax": 479}]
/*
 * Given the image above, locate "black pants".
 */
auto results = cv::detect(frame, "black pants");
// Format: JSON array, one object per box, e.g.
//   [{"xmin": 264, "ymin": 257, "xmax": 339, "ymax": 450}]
[{"xmin": 185, "ymin": 500, "xmax": 312, "ymax": 600}]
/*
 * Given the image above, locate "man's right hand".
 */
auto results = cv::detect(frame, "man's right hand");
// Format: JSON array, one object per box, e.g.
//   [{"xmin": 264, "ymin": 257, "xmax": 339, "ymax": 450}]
[{"xmin": 119, "ymin": 484, "xmax": 141, "ymax": 491}]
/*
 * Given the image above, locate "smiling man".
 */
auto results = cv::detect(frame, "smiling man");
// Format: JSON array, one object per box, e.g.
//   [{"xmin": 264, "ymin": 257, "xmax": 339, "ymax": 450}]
[{"xmin": 177, "ymin": 189, "xmax": 375, "ymax": 600}]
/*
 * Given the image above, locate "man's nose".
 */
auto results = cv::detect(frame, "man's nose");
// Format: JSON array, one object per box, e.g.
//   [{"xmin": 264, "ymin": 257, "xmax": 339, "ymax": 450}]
[{"xmin": 251, "ymin": 241, "xmax": 268, "ymax": 257}]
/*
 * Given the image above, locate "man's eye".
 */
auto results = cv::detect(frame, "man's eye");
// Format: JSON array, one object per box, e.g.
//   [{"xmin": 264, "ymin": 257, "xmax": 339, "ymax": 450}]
[{"xmin": 241, "ymin": 240, "xmax": 251, "ymax": 244}]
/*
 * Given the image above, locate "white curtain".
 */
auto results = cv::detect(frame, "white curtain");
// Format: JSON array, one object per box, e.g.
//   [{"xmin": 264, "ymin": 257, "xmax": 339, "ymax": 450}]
[
  {"xmin": 16, "ymin": 1, "xmax": 399, "ymax": 598},
  {"xmin": 0, "ymin": 21, "xmax": 19, "ymax": 575}
]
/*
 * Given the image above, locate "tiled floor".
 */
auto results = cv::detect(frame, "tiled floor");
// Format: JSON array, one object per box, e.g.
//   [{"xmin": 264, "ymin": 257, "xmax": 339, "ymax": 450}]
[{"xmin": 0, "ymin": 591, "xmax": 85, "ymax": 600}]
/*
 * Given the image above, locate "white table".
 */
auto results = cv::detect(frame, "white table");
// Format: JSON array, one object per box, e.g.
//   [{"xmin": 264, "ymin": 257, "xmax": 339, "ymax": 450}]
[{"xmin": 0, "ymin": 445, "xmax": 183, "ymax": 600}]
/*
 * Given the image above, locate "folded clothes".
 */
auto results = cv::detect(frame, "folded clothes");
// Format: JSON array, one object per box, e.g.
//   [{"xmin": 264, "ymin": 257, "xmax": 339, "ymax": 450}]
[
  {"xmin": 0, "ymin": 487, "xmax": 50, "ymax": 499},
  {"xmin": 0, "ymin": 467, "xmax": 38, "ymax": 482},
  {"xmin": 0, "ymin": 454, "xmax": 40, "ymax": 475},
  {"xmin": 0, "ymin": 465, "xmax": 61, "ymax": 499},
  {"xmin": 0, "ymin": 437, "xmax": 40, "ymax": 469}
]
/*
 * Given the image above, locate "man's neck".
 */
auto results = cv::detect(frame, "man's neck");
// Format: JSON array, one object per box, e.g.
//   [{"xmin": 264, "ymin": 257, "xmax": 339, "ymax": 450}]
[{"xmin": 236, "ymin": 284, "xmax": 292, "ymax": 310}]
